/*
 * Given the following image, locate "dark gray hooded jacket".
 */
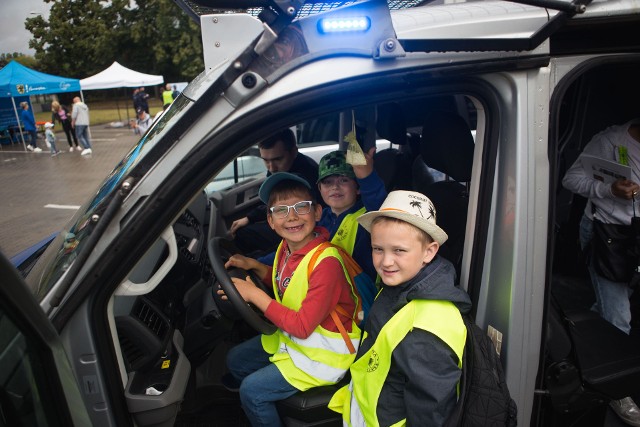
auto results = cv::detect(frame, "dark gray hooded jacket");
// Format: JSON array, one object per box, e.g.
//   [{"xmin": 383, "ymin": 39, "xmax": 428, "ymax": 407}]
[{"xmin": 357, "ymin": 255, "xmax": 472, "ymax": 426}]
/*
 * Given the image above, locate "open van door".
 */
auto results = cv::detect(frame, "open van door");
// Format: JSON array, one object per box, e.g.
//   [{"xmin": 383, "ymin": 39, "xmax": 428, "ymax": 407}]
[{"xmin": 0, "ymin": 252, "xmax": 91, "ymax": 426}]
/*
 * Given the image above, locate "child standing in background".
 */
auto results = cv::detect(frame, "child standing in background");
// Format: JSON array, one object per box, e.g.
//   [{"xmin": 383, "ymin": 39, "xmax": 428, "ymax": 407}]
[{"xmin": 44, "ymin": 122, "xmax": 61, "ymax": 157}]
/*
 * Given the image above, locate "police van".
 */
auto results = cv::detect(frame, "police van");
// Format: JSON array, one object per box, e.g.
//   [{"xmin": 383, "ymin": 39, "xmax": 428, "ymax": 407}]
[{"xmin": 2, "ymin": 0, "xmax": 640, "ymax": 425}]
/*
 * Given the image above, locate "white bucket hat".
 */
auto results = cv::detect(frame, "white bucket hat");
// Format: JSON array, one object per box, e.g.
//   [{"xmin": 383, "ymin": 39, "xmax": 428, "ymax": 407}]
[
  {"xmin": 357, "ymin": 190, "xmax": 448, "ymax": 245},
  {"xmin": 44, "ymin": 122, "xmax": 54, "ymax": 129}
]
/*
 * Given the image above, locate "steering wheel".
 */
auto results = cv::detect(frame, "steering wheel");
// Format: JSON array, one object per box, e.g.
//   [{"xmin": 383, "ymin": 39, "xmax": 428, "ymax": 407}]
[{"xmin": 208, "ymin": 237, "xmax": 277, "ymax": 335}]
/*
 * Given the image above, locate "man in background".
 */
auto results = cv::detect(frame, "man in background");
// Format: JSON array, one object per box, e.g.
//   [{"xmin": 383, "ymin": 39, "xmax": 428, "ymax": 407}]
[
  {"xmin": 230, "ymin": 128, "xmax": 320, "ymax": 255},
  {"xmin": 71, "ymin": 97, "xmax": 93, "ymax": 156}
]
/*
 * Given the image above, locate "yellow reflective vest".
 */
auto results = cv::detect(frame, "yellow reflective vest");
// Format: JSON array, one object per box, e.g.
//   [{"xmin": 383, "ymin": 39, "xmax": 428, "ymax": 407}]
[
  {"xmin": 162, "ymin": 90, "xmax": 173, "ymax": 105},
  {"xmin": 330, "ymin": 206, "xmax": 365, "ymax": 255},
  {"xmin": 329, "ymin": 299, "xmax": 466, "ymax": 427},
  {"xmin": 261, "ymin": 242, "xmax": 362, "ymax": 391}
]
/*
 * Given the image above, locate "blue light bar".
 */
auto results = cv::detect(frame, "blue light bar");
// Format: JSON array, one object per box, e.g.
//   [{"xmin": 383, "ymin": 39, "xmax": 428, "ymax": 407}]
[{"xmin": 318, "ymin": 16, "xmax": 371, "ymax": 34}]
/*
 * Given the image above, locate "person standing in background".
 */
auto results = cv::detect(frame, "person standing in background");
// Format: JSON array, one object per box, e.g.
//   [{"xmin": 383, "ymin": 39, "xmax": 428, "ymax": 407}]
[
  {"xmin": 132, "ymin": 88, "xmax": 141, "ymax": 114},
  {"xmin": 71, "ymin": 97, "xmax": 93, "ymax": 156},
  {"xmin": 44, "ymin": 122, "xmax": 61, "ymax": 157},
  {"xmin": 162, "ymin": 84, "xmax": 174, "ymax": 108},
  {"xmin": 51, "ymin": 101, "xmax": 80, "ymax": 152},
  {"xmin": 132, "ymin": 108, "xmax": 153, "ymax": 135},
  {"xmin": 20, "ymin": 101, "xmax": 42, "ymax": 152},
  {"xmin": 562, "ymin": 119, "xmax": 640, "ymax": 427},
  {"xmin": 138, "ymin": 87, "xmax": 150, "ymax": 114}
]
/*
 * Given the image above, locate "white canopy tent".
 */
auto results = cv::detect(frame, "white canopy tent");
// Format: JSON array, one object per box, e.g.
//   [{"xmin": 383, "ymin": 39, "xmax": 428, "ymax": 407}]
[
  {"xmin": 80, "ymin": 61, "xmax": 163, "ymax": 90},
  {"xmin": 80, "ymin": 62, "xmax": 164, "ymax": 123}
]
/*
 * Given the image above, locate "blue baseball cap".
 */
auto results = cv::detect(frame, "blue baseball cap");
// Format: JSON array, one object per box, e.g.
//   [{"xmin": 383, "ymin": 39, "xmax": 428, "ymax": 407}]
[{"xmin": 259, "ymin": 172, "xmax": 311, "ymax": 204}]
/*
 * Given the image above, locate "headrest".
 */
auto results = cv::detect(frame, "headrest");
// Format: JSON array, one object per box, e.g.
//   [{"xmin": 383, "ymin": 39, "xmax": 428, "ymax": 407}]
[
  {"xmin": 421, "ymin": 111, "xmax": 474, "ymax": 182},
  {"xmin": 376, "ymin": 103, "xmax": 407, "ymax": 146}
]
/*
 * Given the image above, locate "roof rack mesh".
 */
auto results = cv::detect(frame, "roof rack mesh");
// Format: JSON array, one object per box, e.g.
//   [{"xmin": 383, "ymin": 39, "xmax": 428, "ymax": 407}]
[{"xmin": 185, "ymin": 0, "xmax": 426, "ymax": 17}]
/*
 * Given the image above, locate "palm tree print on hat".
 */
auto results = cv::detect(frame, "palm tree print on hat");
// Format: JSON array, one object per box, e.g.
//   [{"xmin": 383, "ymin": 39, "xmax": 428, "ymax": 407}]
[{"xmin": 410, "ymin": 200, "xmax": 424, "ymax": 217}]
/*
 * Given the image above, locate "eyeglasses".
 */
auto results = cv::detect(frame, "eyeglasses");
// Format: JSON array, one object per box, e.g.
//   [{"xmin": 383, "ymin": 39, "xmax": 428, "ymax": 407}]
[{"xmin": 269, "ymin": 201, "xmax": 313, "ymax": 218}]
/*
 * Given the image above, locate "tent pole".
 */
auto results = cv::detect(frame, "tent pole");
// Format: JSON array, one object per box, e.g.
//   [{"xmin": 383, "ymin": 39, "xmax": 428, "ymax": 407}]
[{"xmin": 11, "ymin": 96, "xmax": 27, "ymax": 151}]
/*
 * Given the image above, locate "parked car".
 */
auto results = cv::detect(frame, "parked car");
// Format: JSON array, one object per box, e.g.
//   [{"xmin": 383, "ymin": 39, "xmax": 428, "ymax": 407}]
[{"xmin": 3, "ymin": 1, "xmax": 640, "ymax": 426}]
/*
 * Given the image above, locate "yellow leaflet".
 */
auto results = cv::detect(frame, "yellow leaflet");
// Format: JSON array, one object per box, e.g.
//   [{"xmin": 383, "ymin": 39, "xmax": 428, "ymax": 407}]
[{"xmin": 344, "ymin": 130, "xmax": 366, "ymax": 165}]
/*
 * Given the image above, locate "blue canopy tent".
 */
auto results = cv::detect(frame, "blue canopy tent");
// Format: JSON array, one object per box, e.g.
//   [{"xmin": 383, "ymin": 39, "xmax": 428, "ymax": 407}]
[{"xmin": 0, "ymin": 61, "xmax": 81, "ymax": 150}]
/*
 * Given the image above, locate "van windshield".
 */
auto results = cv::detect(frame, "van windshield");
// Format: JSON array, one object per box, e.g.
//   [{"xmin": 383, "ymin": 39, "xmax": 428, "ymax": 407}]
[{"xmin": 27, "ymin": 96, "xmax": 194, "ymax": 300}]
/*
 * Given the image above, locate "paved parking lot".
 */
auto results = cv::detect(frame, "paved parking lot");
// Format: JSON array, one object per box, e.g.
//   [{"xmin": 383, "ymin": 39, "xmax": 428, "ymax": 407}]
[{"xmin": 0, "ymin": 126, "xmax": 139, "ymax": 259}]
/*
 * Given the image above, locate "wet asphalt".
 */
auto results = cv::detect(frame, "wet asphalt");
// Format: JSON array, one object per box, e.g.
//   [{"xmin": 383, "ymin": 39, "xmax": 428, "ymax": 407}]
[{"xmin": 0, "ymin": 126, "xmax": 138, "ymax": 259}]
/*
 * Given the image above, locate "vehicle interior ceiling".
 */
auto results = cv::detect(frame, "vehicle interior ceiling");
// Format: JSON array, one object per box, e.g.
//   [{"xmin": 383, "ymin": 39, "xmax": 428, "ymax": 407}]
[
  {"xmin": 104, "ymin": 92, "xmax": 481, "ymax": 424},
  {"xmin": 541, "ymin": 59, "xmax": 640, "ymax": 423}
]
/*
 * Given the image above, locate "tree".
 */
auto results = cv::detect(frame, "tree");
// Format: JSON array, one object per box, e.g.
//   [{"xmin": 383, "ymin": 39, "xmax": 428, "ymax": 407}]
[
  {"xmin": 25, "ymin": 0, "xmax": 203, "ymax": 82},
  {"xmin": 0, "ymin": 53, "xmax": 37, "ymax": 69}
]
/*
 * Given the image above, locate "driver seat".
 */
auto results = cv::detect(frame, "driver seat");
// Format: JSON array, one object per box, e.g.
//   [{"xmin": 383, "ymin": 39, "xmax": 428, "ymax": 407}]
[{"xmin": 277, "ymin": 381, "xmax": 345, "ymax": 426}]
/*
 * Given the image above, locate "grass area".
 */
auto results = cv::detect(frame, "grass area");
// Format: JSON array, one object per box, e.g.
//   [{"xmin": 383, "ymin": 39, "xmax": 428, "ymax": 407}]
[{"xmin": 34, "ymin": 98, "xmax": 164, "ymax": 126}]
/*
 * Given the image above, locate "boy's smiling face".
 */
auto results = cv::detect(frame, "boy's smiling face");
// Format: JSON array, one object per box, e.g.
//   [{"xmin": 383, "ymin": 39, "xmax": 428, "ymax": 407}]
[
  {"xmin": 319, "ymin": 175, "xmax": 359, "ymax": 216},
  {"xmin": 371, "ymin": 219, "xmax": 438, "ymax": 286},
  {"xmin": 268, "ymin": 193, "xmax": 322, "ymax": 252}
]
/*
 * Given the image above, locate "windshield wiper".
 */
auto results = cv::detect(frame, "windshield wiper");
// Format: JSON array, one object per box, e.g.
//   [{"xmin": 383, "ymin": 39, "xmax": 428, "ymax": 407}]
[{"xmin": 506, "ymin": 0, "xmax": 587, "ymax": 14}]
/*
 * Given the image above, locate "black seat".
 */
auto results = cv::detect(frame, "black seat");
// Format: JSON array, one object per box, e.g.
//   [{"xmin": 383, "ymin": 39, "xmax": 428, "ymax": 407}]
[
  {"xmin": 545, "ymin": 293, "xmax": 640, "ymax": 412},
  {"xmin": 418, "ymin": 111, "xmax": 475, "ymax": 277},
  {"xmin": 277, "ymin": 382, "xmax": 344, "ymax": 426},
  {"xmin": 374, "ymin": 102, "xmax": 414, "ymax": 191}
]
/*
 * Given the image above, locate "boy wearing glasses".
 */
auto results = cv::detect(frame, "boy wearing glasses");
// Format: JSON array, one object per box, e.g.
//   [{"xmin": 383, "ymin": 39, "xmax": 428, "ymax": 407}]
[
  {"xmin": 258, "ymin": 149, "xmax": 386, "ymax": 282},
  {"xmin": 220, "ymin": 172, "xmax": 362, "ymax": 427}
]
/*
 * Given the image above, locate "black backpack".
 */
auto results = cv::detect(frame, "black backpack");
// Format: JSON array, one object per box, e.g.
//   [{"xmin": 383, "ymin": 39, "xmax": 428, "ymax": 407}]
[{"xmin": 445, "ymin": 315, "xmax": 518, "ymax": 427}]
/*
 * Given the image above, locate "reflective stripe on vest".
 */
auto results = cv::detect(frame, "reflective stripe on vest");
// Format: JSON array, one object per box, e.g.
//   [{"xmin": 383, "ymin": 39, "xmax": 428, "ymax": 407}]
[
  {"xmin": 329, "ymin": 299, "xmax": 466, "ymax": 427},
  {"xmin": 262, "ymin": 242, "xmax": 362, "ymax": 391},
  {"xmin": 330, "ymin": 206, "xmax": 365, "ymax": 255}
]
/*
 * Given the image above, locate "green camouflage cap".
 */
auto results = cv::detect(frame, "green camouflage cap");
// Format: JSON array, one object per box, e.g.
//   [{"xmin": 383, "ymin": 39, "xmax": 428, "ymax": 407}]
[{"xmin": 317, "ymin": 151, "xmax": 356, "ymax": 183}]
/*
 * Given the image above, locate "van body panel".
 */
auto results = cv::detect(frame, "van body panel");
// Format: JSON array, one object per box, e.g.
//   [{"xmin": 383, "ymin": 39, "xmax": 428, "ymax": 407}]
[{"xmin": 12, "ymin": 1, "xmax": 640, "ymax": 426}]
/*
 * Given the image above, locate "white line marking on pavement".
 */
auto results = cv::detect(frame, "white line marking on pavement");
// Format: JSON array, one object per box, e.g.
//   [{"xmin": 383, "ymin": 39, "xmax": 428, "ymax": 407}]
[
  {"xmin": 44, "ymin": 204, "xmax": 81, "ymax": 210},
  {"xmin": 3, "ymin": 158, "xmax": 17, "ymax": 162}
]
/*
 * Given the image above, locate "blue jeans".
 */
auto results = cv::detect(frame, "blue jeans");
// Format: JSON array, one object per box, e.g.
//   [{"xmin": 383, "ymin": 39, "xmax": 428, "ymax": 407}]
[
  {"xmin": 75, "ymin": 125, "xmax": 91, "ymax": 149},
  {"xmin": 227, "ymin": 335, "xmax": 298, "ymax": 427},
  {"xmin": 579, "ymin": 215, "xmax": 634, "ymax": 334},
  {"xmin": 48, "ymin": 138, "xmax": 58, "ymax": 154}
]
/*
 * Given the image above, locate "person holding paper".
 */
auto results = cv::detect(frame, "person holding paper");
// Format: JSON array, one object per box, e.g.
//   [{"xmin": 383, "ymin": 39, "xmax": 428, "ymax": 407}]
[{"xmin": 562, "ymin": 119, "xmax": 640, "ymax": 427}]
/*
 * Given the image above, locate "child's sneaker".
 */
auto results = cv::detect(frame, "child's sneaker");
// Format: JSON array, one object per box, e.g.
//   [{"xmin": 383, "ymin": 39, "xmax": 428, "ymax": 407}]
[
  {"xmin": 33, "ymin": 147, "xmax": 43, "ymax": 153},
  {"xmin": 26, "ymin": 145, "xmax": 34, "ymax": 151}
]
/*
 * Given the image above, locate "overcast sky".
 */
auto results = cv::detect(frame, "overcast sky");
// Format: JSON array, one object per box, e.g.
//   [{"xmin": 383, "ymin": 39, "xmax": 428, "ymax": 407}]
[{"xmin": 1, "ymin": 0, "xmax": 51, "ymax": 55}]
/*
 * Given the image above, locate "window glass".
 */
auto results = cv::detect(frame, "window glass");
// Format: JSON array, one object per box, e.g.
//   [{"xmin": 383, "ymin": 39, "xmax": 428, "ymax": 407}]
[{"xmin": 205, "ymin": 148, "xmax": 267, "ymax": 194}]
